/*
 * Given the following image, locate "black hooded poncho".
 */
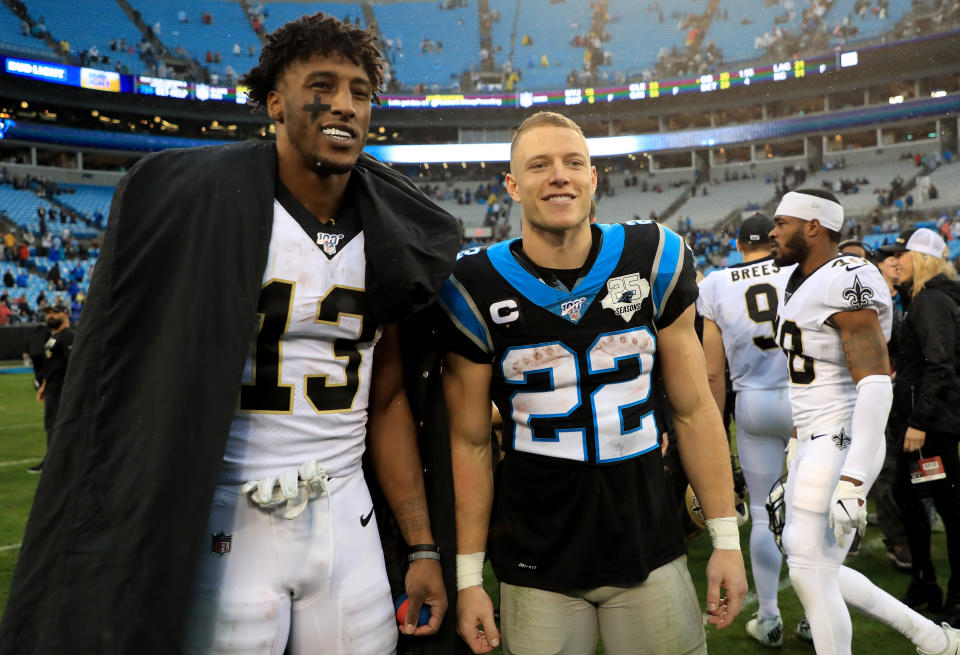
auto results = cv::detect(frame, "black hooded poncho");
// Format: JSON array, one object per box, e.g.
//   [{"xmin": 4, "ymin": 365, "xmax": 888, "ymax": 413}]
[{"xmin": 0, "ymin": 140, "xmax": 466, "ymax": 654}]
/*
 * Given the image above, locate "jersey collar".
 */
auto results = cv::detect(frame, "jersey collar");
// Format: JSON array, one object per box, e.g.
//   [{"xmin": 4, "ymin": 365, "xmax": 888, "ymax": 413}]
[{"xmin": 485, "ymin": 223, "xmax": 625, "ymax": 323}]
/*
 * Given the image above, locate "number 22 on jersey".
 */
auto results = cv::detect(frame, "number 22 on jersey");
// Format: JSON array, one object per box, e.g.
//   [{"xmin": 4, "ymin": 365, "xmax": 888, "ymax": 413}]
[{"xmin": 501, "ymin": 326, "xmax": 659, "ymax": 463}]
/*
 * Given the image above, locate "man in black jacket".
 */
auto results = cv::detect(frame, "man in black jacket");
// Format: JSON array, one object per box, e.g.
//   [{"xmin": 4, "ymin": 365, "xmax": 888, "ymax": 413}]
[
  {"xmin": 0, "ymin": 13, "xmax": 461, "ymax": 655},
  {"xmin": 26, "ymin": 303, "xmax": 73, "ymax": 474}
]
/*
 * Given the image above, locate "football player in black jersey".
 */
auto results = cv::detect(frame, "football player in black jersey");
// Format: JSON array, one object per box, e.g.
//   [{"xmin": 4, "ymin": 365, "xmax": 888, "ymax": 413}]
[{"xmin": 440, "ymin": 112, "xmax": 747, "ymax": 654}]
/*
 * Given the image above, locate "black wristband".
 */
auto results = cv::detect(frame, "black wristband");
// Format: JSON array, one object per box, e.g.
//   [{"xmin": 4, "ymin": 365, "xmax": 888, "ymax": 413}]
[{"xmin": 407, "ymin": 543, "xmax": 440, "ymax": 554}]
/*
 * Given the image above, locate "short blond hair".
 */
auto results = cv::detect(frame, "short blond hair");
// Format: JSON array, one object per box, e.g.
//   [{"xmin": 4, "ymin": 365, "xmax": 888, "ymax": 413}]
[
  {"xmin": 510, "ymin": 111, "xmax": 586, "ymax": 163},
  {"xmin": 908, "ymin": 248, "xmax": 955, "ymax": 298}
]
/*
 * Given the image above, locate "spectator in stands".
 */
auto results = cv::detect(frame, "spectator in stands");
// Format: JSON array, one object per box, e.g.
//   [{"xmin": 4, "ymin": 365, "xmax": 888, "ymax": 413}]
[
  {"xmin": 3, "ymin": 231, "xmax": 14, "ymax": 261},
  {"xmin": 0, "ymin": 294, "xmax": 10, "ymax": 324},
  {"xmin": 47, "ymin": 262, "xmax": 60, "ymax": 287},
  {"xmin": 205, "ymin": 50, "xmax": 213, "ymax": 63},
  {"xmin": 3, "ymin": 270, "xmax": 13, "ymax": 288},
  {"xmin": 15, "ymin": 269, "xmax": 27, "ymax": 288},
  {"xmin": 17, "ymin": 242, "xmax": 28, "ymax": 265},
  {"xmin": 233, "ymin": 42, "xmax": 241, "ymax": 56}
]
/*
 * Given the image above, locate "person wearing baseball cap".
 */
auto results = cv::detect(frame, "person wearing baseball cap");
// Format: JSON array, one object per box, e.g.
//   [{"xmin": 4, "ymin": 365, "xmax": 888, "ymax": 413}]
[
  {"xmin": 27, "ymin": 301, "xmax": 74, "ymax": 474},
  {"xmin": 886, "ymin": 227, "xmax": 960, "ymax": 627},
  {"xmin": 737, "ymin": 213, "xmax": 775, "ymax": 247},
  {"xmin": 878, "ymin": 227, "xmax": 949, "ymax": 259}
]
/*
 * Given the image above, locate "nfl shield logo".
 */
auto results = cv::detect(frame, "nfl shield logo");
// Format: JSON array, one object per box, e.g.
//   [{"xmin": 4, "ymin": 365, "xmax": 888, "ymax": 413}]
[{"xmin": 211, "ymin": 531, "xmax": 232, "ymax": 556}]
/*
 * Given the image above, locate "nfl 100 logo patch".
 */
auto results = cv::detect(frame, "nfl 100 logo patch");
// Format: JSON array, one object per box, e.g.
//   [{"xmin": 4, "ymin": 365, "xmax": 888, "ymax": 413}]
[
  {"xmin": 211, "ymin": 531, "xmax": 232, "ymax": 556},
  {"xmin": 561, "ymin": 297, "xmax": 587, "ymax": 322},
  {"xmin": 316, "ymin": 232, "xmax": 346, "ymax": 256}
]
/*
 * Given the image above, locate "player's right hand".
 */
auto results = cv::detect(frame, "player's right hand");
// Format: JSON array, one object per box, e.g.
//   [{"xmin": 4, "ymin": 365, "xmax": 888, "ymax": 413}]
[
  {"xmin": 456, "ymin": 586, "xmax": 500, "ymax": 653},
  {"xmin": 785, "ymin": 438, "xmax": 798, "ymax": 472},
  {"xmin": 829, "ymin": 479, "xmax": 867, "ymax": 547}
]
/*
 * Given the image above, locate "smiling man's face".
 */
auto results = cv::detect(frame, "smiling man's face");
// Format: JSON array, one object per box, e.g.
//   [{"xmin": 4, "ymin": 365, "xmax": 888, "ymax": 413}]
[
  {"xmin": 505, "ymin": 125, "xmax": 597, "ymax": 234},
  {"xmin": 268, "ymin": 52, "xmax": 373, "ymax": 176}
]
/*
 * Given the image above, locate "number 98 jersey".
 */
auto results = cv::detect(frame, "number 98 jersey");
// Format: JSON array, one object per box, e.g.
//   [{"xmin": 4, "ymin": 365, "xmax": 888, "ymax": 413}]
[
  {"xmin": 438, "ymin": 221, "xmax": 697, "ymax": 591},
  {"xmin": 776, "ymin": 255, "xmax": 892, "ymax": 431}
]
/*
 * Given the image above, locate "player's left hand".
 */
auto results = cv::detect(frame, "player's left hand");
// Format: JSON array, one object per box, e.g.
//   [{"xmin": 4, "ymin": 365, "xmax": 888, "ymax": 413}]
[
  {"xmin": 829, "ymin": 479, "xmax": 867, "ymax": 547},
  {"xmin": 402, "ymin": 558, "xmax": 447, "ymax": 636},
  {"xmin": 903, "ymin": 427, "xmax": 926, "ymax": 453},
  {"xmin": 704, "ymin": 549, "xmax": 747, "ymax": 630}
]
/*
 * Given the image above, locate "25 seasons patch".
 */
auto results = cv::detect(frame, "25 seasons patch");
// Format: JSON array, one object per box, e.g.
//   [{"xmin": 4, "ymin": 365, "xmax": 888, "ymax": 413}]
[{"xmin": 600, "ymin": 273, "xmax": 650, "ymax": 322}]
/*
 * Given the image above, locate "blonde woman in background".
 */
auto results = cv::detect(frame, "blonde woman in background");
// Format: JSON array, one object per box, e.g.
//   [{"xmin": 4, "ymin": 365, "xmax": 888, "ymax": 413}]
[{"xmin": 881, "ymin": 228, "xmax": 960, "ymax": 630}]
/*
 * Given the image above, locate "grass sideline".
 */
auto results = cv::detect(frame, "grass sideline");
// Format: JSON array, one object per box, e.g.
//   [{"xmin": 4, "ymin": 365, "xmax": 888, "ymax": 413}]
[{"xmin": 0, "ymin": 371, "xmax": 947, "ymax": 652}]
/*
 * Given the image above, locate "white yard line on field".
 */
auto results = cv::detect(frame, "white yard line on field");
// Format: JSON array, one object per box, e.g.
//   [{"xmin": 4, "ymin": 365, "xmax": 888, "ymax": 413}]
[
  {"xmin": 0, "ymin": 423, "xmax": 41, "ymax": 432},
  {"xmin": 0, "ymin": 458, "xmax": 39, "ymax": 468},
  {"xmin": 0, "ymin": 542, "xmax": 22, "ymax": 553}
]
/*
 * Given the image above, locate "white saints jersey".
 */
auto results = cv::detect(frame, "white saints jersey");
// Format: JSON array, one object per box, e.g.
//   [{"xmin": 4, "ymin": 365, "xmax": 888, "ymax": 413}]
[
  {"xmin": 219, "ymin": 189, "xmax": 381, "ymax": 485},
  {"xmin": 776, "ymin": 254, "xmax": 892, "ymax": 430},
  {"xmin": 697, "ymin": 256, "xmax": 794, "ymax": 392}
]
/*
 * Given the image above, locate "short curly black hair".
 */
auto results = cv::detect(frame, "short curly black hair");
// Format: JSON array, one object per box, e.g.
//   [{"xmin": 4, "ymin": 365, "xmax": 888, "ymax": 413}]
[{"xmin": 241, "ymin": 12, "xmax": 383, "ymax": 108}]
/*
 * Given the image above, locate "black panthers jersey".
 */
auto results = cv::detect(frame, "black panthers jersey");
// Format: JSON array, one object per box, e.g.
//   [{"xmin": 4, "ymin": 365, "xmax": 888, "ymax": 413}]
[{"xmin": 438, "ymin": 221, "xmax": 697, "ymax": 591}]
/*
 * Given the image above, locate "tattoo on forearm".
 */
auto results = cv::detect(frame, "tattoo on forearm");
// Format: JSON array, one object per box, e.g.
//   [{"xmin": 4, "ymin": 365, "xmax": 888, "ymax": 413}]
[{"xmin": 393, "ymin": 497, "xmax": 429, "ymax": 537}]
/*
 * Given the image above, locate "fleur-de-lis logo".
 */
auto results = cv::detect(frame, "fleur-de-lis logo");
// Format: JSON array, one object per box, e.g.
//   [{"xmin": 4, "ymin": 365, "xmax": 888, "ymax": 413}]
[
  {"xmin": 842, "ymin": 275, "xmax": 874, "ymax": 310},
  {"xmin": 833, "ymin": 428, "xmax": 851, "ymax": 451}
]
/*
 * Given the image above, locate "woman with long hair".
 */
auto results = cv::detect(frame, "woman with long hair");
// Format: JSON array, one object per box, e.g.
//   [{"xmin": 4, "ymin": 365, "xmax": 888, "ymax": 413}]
[{"xmin": 883, "ymin": 228, "xmax": 960, "ymax": 626}]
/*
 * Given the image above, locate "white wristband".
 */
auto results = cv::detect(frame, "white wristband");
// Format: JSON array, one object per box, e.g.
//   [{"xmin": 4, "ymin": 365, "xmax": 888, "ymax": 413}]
[
  {"xmin": 456, "ymin": 552, "xmax": 485, "ymax": 591},
  {"xmin": 705, "ymin": 517, "xmax": 740, "ymax": 551}
]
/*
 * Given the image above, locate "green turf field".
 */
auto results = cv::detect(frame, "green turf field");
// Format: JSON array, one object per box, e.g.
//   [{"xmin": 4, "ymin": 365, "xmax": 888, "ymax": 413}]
[
  {"xmin": 0, "ymin": 371, "xmax": 43, "ymax": 612},
  {"xmin": 0, "ymin": 370, "xmax": 949, "ymax": 652}
]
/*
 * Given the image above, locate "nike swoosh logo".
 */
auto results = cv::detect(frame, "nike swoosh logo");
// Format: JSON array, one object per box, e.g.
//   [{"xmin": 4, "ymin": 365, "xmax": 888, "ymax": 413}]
[
  {"xmin": 360, "ymin": 507, "xmax": 374, "ymax": 527},
  {"xmin": 845, "ymin": 264, "xmax": 866, "ymax": 271},
  {"xmin": 811, "ymin": 433, "xmax": 829, "ymax": 440}
]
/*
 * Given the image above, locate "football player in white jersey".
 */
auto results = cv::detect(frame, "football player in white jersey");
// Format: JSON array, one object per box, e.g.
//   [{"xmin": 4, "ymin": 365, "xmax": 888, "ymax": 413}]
[
  {"xmin": 770, "ymin": 189, "xmax": 960, "ymax": 655},
  {"xmin": 184, "ymin": 14, "xmax": 446, "ymax": 655},
  {"xmin": 698, "ymin": 213, "xmax": 795, "ymax": 646}
]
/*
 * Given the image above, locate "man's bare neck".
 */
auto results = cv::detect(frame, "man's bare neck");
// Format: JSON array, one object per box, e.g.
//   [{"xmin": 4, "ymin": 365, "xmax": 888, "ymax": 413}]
[
  {"xmin": 277, "ymin": 152, "xmax": 350, "ymax": 223},
  {"xmin": 801, "ymin": 245, "xmax": 839, "ymax": 275},
  {"xmin": 520, "ymin": 222, "xmax": 593, "ymax": 270},
  {"xmin": 741, "ymin": 249, "xmax": 773, "ymax": 264}
]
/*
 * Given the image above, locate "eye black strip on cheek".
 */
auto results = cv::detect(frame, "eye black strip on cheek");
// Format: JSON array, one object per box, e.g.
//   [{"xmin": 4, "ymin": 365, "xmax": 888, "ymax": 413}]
[{"xmin": 303, "ymin": 94, "xmax": 332, "ymax": 122}]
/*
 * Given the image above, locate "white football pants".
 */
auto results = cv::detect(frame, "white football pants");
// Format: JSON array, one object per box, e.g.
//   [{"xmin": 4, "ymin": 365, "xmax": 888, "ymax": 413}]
[
  {"xmin": 183, "ymin": 468, "xmax": 397, "ymax": 655},
  {"xmin": 782, "ymin": 422, "xmax": 945, "ymax": 655},
  {"xmin": 735, "ymin": 387, "xmax": 791, "ymax": 620}
]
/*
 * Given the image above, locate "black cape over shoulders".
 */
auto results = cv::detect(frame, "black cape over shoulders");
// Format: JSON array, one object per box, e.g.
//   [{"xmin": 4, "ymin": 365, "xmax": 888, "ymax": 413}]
[{"xmin": 0, "ymin": 140, "xmax": 466, "ymax": 654}]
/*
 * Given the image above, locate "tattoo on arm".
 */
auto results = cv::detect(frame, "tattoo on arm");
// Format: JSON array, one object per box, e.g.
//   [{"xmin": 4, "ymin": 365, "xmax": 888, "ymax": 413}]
[
  {"xmin": 393, "ymin": 497, "xmax": 430, "ymax": 538},
  {"xmin": 841, "ymin": 321, "xmax": 888, "ymax": 380}
]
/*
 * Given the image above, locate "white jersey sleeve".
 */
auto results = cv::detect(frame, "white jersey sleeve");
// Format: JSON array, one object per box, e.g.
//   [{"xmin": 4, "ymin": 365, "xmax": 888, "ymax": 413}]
[
  {"xmin": 697, "ymin": 258, "xmax": 793, "ymax": 392},
  {"xmin": 821, "ymin": 257, "xmax": 893, "ymax": 340},
  {"xmin": 778, "ymin": 256, "xmax": 892, "ymax": 431}
]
